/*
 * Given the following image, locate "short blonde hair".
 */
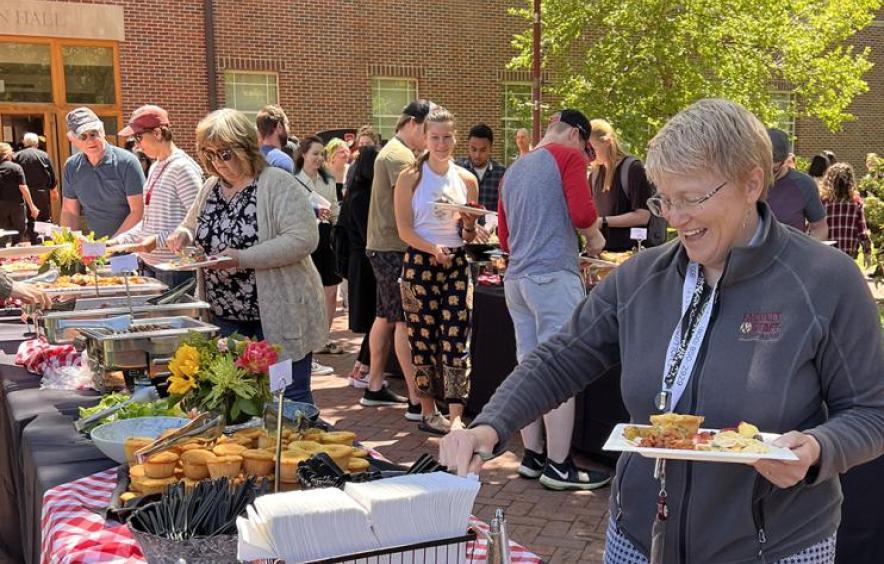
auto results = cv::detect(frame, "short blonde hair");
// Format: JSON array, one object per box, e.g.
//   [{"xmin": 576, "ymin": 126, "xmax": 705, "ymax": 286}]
[
  {"xmin": 645, "ymin": 99, "xmax": 772, "ymax": 199},
  {"xmin": 195, "ymin": 108, "xmax": 267, "ymax": 179},
  {"xmin": 325, "ymin": 137, "xmax": 348, "ymax": 161},
  {"xmin": 0, "ymin": 143, "xmax": 12, "ymax": 160},
  {"xmin": 590, "ymin": 119, "xmax": 627, "ymax": 191}
]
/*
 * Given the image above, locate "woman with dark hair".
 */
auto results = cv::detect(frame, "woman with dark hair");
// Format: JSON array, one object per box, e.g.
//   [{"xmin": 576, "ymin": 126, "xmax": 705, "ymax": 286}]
[
  {"xmin": 821, "ymin": 163, "xmax": 872, "ymax": 265},
  {"xmin": 294, "ymin": 135, "xmax": 342, "ymax": 364},
  {"xmin": 807, "ymin": 154, "xmax": 830, "ymax": 186},
  {"xmin": 340, "ymin": 146, "xmax": 380, "ymax": 387}
]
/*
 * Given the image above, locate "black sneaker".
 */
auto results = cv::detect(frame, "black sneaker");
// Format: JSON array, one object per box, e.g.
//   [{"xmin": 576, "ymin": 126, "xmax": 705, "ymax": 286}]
[
  {"xmin": 539, "ymin": 458, "xmax": 613, "ymax": 491},
  {"xmin": 360, "ymin": 386, "xmax": 408, "ymax": 407},
  {"xmin": 518, "ymin": 449, "xmax": 546, "ymax": 479},
  {"xmin": 405, "ymin": 401, "xmax": 422, "ymax": 421}
]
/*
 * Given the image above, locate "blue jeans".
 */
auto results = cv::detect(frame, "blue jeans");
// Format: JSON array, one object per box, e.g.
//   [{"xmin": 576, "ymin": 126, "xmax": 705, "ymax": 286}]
[{"xmin": 212, "ymin": 316, "xmax": 314, "ymax": 405}]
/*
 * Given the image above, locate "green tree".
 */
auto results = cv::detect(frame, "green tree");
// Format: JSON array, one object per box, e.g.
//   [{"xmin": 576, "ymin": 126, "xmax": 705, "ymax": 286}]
[{"xmin": 509, "ymin": 0, "xmax": 880, "ymax": 155}]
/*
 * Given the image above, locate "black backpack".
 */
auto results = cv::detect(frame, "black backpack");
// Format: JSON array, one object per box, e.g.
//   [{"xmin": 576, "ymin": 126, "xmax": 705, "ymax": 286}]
[{"xmin": 616, "ymin": 157, "xmax": 667, "ymax": 247}]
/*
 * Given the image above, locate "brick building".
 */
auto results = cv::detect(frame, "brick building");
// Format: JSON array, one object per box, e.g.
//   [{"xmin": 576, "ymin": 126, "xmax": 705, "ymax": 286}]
[{"xmin": 1, "ymin": 0, "xmax": 882, "ymax": 180}]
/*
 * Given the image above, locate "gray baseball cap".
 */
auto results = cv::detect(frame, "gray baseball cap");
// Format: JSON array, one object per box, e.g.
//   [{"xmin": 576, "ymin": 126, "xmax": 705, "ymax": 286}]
[
  {"xmin": 66, "ymin": 107, "xmax": 104, "ymax": 136},
  {"xmin": 767, "ymin": 128, "xmax": 791, "ymax": 164}
]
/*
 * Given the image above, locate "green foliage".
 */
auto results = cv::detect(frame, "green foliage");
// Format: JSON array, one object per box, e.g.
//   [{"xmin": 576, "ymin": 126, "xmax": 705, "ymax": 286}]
[
  {"xmin": 77, "ymin": 393, "xmax": 183, "ymax": 432},
  {"xmin": 509, "ymin": 0, "xmax": 880, "ymax": 155}
]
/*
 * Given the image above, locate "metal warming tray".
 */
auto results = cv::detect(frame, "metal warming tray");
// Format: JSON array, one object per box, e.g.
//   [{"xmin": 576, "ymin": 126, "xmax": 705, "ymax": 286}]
[
  {"xmin": 36, "ymin": 277, "xmax": 168, "ymax": 297},
  {"xmin": 41, "ymin": 295, "xmax": 211, "ymax": 344},
  {"xmin": 76, "ymin": 316, "xmax": 218, "ymax": 376}
]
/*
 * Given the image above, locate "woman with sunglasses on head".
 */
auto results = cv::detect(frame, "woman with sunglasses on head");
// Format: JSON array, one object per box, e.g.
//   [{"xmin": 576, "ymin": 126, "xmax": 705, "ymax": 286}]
[
  {"xmin": 441, "ymin": 99, "xmax": 884, "ymax": 563},
  {"xmin": 167, "ymin": 109, "xmax": 327, "ymax": 404},
  {"xmin": 394, "ymin": 106, "xmax": 480, "ymax": 435}
]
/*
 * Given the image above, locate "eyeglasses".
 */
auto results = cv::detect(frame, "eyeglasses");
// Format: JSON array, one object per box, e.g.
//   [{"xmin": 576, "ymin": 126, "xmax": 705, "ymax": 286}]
[
  {"xmin": 646, "ymin": 181, "xmax": 728, "ymax": 217},
  {"xmin": 78, "ymin": 131, "xmax": 101, "ymax": 141},
  {"xmin": 202, "ymin": 148, "xmax": 235, "ymax": 163},
  {"xmin": 133, "ymin": 129, "xmax": 157, "ymax": 142}
]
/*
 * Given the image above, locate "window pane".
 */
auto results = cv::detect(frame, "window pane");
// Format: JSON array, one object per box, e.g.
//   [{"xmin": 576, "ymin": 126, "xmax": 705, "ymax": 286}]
[
  {"xmin": 371, "ymin": 78, "xmax": 417, "ymax": 141},
  {"xmin": 0, "ymin": 42, "xmax": 52, "ymax": 103},
  {"xmin": 501, "ymin": 83, "xmax": 533, "ymax": 163},
  {"xmin": 63, "ymin": 46, "xmax": 115, "ymax": 104},
  {"xmin": 224, "ymin": 72, "xmax": 278, "ymax": 121},
  {"xmin": 770, "ymin": 91, "xmax": 795, "ymax": 139}
]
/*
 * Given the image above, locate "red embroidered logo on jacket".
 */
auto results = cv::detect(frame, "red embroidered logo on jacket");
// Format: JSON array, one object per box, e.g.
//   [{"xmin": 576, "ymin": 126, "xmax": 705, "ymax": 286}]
[{"xmin": 738, "ymin": 312, "xmax": 783, "ymax": 341}]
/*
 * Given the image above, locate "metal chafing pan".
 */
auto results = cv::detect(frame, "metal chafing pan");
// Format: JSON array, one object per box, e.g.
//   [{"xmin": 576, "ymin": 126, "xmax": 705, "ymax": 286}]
[
  {"xmin": 35, "ymin": 277, "xmax": 168, "ymax": 297},
  {"xmin": 76, "ymin": 316, "xmax": 218, "ymax": 372},
  {"xmin": 40, "ymin": 295, "xmax": 211, "ymax": 344}
]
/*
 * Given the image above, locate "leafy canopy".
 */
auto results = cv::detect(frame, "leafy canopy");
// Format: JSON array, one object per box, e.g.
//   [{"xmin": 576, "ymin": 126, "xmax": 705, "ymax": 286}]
[{"xmin": 509, "ymin": 0, "xmax": 880, "ymax": 155}]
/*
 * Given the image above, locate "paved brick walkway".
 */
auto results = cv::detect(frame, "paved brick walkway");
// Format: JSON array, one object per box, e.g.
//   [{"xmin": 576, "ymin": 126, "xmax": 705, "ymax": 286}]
[{"xmin": 311, "ymin": 310, "xmax": 611, "ymax": 563}]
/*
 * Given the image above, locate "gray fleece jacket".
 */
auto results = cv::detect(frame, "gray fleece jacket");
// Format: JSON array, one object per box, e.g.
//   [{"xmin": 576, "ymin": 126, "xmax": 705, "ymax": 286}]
[{"xmin": 473, "ymin": 203, "xmax": 884, "ymax": 563}]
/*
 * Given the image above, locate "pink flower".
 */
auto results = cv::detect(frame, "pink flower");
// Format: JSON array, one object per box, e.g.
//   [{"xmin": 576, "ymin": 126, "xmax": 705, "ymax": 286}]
[{"xmin": 235, "ymin": 340, "xmax": 279, "ymax": 375}]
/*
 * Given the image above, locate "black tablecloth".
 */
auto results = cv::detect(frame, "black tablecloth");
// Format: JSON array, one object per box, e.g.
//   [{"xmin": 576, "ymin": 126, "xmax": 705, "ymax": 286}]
[{"xmin": 466, "ymin": 284, "xmax": 882, "ymax": 563}]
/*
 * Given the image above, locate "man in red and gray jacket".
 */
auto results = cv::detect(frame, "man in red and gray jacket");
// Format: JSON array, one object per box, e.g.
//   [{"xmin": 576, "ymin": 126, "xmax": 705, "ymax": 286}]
[{"xmin": 496, "ymin": 109, "xmax": 610, "ymax": 490}]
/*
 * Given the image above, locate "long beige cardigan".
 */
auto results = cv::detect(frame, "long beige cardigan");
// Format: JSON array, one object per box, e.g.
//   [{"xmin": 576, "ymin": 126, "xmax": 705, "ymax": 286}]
[{"xmin": 174, "ymin": 166, "xmax": 328, "ymax": 362}]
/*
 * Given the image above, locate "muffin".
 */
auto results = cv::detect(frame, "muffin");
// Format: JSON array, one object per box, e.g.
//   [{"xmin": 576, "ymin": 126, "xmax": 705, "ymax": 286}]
[
  {"xmin": 124, "ymin": 437, "xmax": 154, "ymax": 464},
  {"xmin": 319, "ymin": 431, "xmax": 356, "ymax": 446},
  {"xmin": 300, "ymin": 428, "xmax": 323, "ymax": 441},
  {"xmin": 180, "ymin": 449, "xmax": 217, "ymax": 480},
  {"xmin": 241, "ymin": 449, "xmax": 275, "ymax": 477},
  {"xmin": 129, "ymin": 464, "xmax": 146, "ymax": 482},
  {"xmin": 233, "ymin": 428, "xmax": 266, "ymax": 448},
  {"xmin": 120, "ymin": 491, "xmax": 140, "ymax": 503},
  {"xmin": 213, "ymin": 443, "xmax": 248, "ymax": 457},
  {"xmin": 177, "ymin": 440, "xmax": 206, "ymax": 454},
  {"xmin": 350, "ymin": 447, "xmax": 369, "ymax": 458},
  {"xmin": 347, "ymin": 458, "xmax": 370, "ymax": 473},
  {"xmin": 317, "ymin": 444, "xmax": 352, "ymax": 470},
  {"xmin": 277, "ymin": 451, "xmax": 309, "ymax": 483},
  {"xmin": 287, "ymin": 440, "xmax": 323, "ymax": 454},
  {"xmin": 257, "ymin": 434, "xmax": 280, "ymax": 449},
  {"xmin": 139, "ymin": 477, "xmax": 177, "ymax": 496},
  {"xmin": 206, "ymin": 455, "xmax": 243, "ymax": 479},
  {"xmin": 143, "ymin": 451, "xmax": 180, "ymax": 479}
]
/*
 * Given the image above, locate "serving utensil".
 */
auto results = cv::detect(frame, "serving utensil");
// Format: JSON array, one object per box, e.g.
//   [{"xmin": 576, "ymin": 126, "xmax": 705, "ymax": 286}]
[
  {"xmin": 73, "ymin": 386, "xmax": 160, "ymax": 432},
  {"xmin": 134, "ymin": 412, "xmax": 225, "ymax": 464}
]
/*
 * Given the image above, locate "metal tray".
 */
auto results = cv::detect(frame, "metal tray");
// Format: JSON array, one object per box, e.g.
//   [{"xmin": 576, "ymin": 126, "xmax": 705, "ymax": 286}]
[
  {"xmin": 35, "ymin": 277, "xmax": 168, "ymax": 297},
  {"xmin": 41, "ymin": 295, "xmax": 211, "ymax": 344},
  {"xmin": 78, "ymin": 316, "xmax": 218, "ymax": 371}
]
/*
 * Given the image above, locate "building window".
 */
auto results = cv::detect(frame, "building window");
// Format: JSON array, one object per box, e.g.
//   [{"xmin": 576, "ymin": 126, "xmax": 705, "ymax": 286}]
[
  {"xmin": 770, "ymin": 91, "xmax": 796, "ymax": 140},
  {"xmin": 371, "ymin": 78, "xmax": 417, "ymax": 141},
  {"xmin": 63, "ymin": 46, "xmax": 116, "ymax": 104},
  {"xmin": 0, "ymin": 42, "xmax": 53, "ymax": 103},
  {"xmin": 224, "ymin": 71, "xmax": 278, "ymax": 121},
  {"xmin": 501, "ymin": 82, "xmax": 533, "ymax": 163}
]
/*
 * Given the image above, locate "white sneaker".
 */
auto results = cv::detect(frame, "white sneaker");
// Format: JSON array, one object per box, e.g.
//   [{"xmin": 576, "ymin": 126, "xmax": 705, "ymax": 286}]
[
  {"xmin": 311, "ymin": 360, "xmax": 333, "ymax": 375},
  {"xmin": 349, "ymin": 372, "xmax": 370, "ymax": 388}
]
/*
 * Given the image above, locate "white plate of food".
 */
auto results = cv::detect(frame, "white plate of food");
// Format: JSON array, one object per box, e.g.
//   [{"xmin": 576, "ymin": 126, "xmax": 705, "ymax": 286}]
[
  {"xmin": 580, "ymin": 256, "xmax": 619, "ymax": 268},
  {"xmin": 432, "ymin": 202, "xmax": 497, "ymax": 216},
  {"xmin": 153, "ymin": 255, "xmax": 232, "ymax": 271},
  {"xmin": 603, "ymin": 414, "xmax": 799, "ymax": 464},
  {"xmin": 0, "ymin": 244, "xmax": 67, "ymax": 259}
]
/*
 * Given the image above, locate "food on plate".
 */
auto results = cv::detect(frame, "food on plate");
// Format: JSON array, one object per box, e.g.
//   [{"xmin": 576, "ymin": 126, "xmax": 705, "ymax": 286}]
[
  {"xmin": 623, "ymin": 413, "xmax": 769, "ymax": 453},
  {"xmin": 37, "ymin": 274, "xmax": 150, "ymax": 289},
  {"xmin": 0, "ymin": 259, "xmax": 40, "ymax": 273},
  {"xmin": 599, "ymin": 251, "xmax": 634, "ymax": 265}
]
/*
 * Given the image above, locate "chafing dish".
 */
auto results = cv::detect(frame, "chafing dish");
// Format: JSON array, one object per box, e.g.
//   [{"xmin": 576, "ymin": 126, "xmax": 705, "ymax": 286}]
[
  {"xmin": 35, "ymin": 276, "xmax": 168, "ymax": 297},
  {"xmin": 74, "ymin": 316, "xmax": 218, "ymax": 392},
  {"xmin": 40, "ymin": 294, "xmax": 211, "ymax": 344}
]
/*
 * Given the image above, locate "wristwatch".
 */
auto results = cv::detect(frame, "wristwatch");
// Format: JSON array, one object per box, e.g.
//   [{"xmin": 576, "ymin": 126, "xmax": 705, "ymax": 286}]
[{"xmin": 475, "ymin": 450, "xmax": 497, "ymax": 462}]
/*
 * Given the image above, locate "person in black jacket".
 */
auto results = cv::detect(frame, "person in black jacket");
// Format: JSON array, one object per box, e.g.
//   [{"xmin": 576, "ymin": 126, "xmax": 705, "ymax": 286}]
[
  {"xmin": 339, "ymin": 146, "xmax": 379, "ymax": 388},
  {"xmin": 13, "ymin": 133, "xmax": 55, "ymax": 241}
]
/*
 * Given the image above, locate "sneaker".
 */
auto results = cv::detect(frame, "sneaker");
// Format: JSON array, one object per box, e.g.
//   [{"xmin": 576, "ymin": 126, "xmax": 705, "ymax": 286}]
[
  {"xmin": 311, "ymin": 360, "xmax": 334, "ymax": 375},
  {"xmin": 539, "ymin": 458, "xmax": 613, "ymax": 491},
  {"xmin": 518, "ymin": 449, "xmax": 546, "ymax": 479},
  {"xmin": 360, "ymin": 386, "xmax": 408, "ymax": 406},
  {"xmin": 404, "ymin": 401, "xmax": 423, "ymax": 422},
  {"xmin": 349, "ymin": 371, "xmax": 370, "ymax": 389},
  {"xmin": 418, "ymin": 413, "xmax": 451, "ymax": 435}
]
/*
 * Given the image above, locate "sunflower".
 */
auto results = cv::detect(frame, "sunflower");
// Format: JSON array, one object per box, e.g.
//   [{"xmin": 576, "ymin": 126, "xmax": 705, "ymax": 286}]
[
  {"xmin": 167, "ymin": 372, "xmax": 197, "ymax": 395},
  {"xmin": 169, "ymin": 344, "xmax": 200, "ymax": 379}
]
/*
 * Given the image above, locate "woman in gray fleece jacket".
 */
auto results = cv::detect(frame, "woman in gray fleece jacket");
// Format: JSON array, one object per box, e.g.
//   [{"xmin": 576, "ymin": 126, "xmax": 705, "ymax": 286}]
[{"xmin": 441, "ymin": 99, "xmax": 884, "ymax": 563}]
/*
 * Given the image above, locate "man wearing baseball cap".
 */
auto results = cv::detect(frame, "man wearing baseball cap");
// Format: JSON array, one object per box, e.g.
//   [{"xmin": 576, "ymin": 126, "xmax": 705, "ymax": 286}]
[
  {"xmin": 495, "ymin": 107, "xmax": 610, "ymax": 491},
  {"xmin": 362, "ymin": 99, "xmax": 435, "ymax": 417},
  {"xmin": 111, "ymin": 105, "xmax": 203, "ymax": 285},
  {"xmin": 61, "ymin": 107, "xmax": 144, "ymax": 238},
  {"xmin": 766, "ymin": 128, "xmax": 827, "ymax": 240}
]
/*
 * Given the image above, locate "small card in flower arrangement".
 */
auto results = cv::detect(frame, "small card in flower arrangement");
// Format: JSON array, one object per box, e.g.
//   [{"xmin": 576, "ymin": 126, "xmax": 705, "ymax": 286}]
[{"xmin": 165, "ymin": 333, "xmax": 282, "ymax": 425}]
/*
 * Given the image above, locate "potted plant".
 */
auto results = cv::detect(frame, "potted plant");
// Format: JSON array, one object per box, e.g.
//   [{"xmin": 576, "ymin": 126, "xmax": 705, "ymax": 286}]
[{"xmin": 165, "ymin": 332, "xmax": 280, "ymax": 426}]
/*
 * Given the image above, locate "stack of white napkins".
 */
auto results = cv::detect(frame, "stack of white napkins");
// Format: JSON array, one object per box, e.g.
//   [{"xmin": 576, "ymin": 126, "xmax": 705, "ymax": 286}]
[
  {"xmin": 236, "ymin": 473, "xmax": 481, "ymax": 563},
  {"xmin": 344, "ymin": 472, "xmax": 480, "ymax": 548},
  {"xmin": 236, "ymin": 488, "xmax": 380, "ymax": 562}
]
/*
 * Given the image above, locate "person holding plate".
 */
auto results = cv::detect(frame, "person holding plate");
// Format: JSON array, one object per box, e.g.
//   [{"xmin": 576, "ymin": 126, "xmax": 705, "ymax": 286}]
[
  {"xmin": 394, "ymin": 106, "xmax": 479, "ymax": 434},
  {"xmin": 440, "ymin": 99, "xmax": 884, "ymax": 563},
  {"xmin": 167, "ymin": 109, "xmax": 327, "ymax": 404}
]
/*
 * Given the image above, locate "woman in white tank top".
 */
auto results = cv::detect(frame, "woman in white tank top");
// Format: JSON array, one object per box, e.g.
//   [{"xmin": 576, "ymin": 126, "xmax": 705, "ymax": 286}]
[{"xmin": 394, "ymin": 106, "xmax": 480, "ymax": 434}]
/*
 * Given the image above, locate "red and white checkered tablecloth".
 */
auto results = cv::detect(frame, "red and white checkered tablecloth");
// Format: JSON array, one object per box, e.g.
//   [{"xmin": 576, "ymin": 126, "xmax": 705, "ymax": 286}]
[{"xmin": 41, "ymin": 468, "xmax": 542, "ymax": 564}]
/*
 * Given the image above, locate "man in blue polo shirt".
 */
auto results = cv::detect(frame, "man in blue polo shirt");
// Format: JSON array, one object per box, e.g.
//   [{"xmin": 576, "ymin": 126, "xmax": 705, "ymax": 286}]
[{"xmin": 61, "ymin": 107, "xmax": 144, "ymax": 238}]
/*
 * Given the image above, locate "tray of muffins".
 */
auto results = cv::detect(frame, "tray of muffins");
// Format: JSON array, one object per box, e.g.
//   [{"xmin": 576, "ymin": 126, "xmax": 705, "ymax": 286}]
[{"xmin": 108, "ymin": 423, "xmax": 385, "ymax": 520}]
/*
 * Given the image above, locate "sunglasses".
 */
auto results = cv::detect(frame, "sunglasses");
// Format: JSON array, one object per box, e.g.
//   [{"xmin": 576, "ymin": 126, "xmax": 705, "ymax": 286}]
[
  {"xmin": 78, "ymin": 131, "xmax": 101, "ymax": 141},
  {"xmin": 133, "ymin": 129, "xmax": 157, "ymax": 142},
  {"xmin": 202, "ymin": 148, "xmax": 235, "ymax": 163}
]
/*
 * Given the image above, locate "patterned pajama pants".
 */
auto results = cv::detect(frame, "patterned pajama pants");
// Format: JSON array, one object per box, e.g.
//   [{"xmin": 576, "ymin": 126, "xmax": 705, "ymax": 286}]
[{"xmin": 400, "ymin": 248, "xmax": 471, "ymax": 403}]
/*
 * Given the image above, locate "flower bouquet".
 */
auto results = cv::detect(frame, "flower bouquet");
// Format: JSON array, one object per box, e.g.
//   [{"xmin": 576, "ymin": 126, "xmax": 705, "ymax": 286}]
[
  {"xmin": 38, "ymin": 228, "xmax": 108, "ymax": 275},
  {"xmin": 165, "ymin": 332, "xmax": 280, "ymax": 425}
]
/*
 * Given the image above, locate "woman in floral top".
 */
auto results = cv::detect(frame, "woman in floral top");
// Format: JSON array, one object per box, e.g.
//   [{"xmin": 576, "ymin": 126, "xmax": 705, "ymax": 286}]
[{"xmin": 168, "ymin": 109, "xmax": 327, "ymax": 403}]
